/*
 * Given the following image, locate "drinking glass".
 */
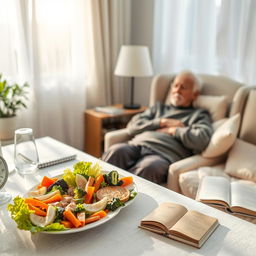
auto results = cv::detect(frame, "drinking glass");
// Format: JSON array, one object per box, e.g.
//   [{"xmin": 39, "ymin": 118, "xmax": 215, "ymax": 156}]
[{"xmin": 14, "ymin": 128, "xmax": 39, "ymax": 175}]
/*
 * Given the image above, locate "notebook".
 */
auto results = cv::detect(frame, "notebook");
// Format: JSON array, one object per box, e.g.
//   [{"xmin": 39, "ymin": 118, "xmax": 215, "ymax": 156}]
[{"xmin": 2, "ymin": 137, "xmax": 77, "ymax": 172}]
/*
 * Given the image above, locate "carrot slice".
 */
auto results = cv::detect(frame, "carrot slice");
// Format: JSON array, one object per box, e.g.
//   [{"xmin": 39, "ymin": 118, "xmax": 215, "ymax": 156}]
[
  {"xmin": 25, "ymin": 198, "xmax": 49, "ymax": 210},
  {"xmin": 84, "ymin": 186, "xmax": 95, "ymax": 204},
  {"xmin": 42, "ymin": 193, "xmax": 62, "ymax": 204},
  {"xmin": 60, "ymin": 220, "xmax": 74, "ymax": 229},
  {"xmin": 94, "ymin": 174, "xmax": 104, "ymax": 192},
  {"xmin": 119, "ymin": 176, "xmax": 133, "ymax": 187},
  {"xmin": 63, "ymin": 210, "xmax": 82, "ymax": 228},
  {"xmin": 40, "ymin": 176, "xmax": 57, "ymax": 188},
  {"xmin": 91, "ymin": 210, "xmax": 107, "ymax": 219},
  {"xmin": 84, "ymin": 215, "xmax": 100, "ymax": 225},
  {"xmin": 28, "ymin": 204, "xmax": 47, "ymax": 216}
]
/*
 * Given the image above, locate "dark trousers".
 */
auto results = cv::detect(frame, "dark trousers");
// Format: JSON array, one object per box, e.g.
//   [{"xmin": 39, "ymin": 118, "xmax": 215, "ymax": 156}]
[{"xmin": 102, "ymin": 143, "xmax": 171, "ymax": 184}]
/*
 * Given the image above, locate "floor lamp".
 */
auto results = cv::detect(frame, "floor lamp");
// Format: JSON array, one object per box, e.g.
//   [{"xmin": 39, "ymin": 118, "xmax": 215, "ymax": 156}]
[{"xmin": 114, "ymin": 45, "xmax": 153, "ymax": 109}]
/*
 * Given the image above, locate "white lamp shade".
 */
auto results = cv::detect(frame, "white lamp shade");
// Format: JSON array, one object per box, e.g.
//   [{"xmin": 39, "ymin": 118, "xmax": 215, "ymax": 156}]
[{"xmin": 114, "ymin": 45, "xmax": 153, "ymax": 77}]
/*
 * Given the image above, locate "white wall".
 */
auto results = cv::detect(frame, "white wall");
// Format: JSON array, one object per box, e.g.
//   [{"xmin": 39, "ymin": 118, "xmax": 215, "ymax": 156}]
[{"xmin": 130, "ymin": 0, "xmax": 154, "ymax": 107}]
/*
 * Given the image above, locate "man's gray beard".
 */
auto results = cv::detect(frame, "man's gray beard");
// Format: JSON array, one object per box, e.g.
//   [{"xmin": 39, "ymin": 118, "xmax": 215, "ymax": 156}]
[{"xmin": 170, "ymin": 95, "xmax": 184, "ymax": 106}]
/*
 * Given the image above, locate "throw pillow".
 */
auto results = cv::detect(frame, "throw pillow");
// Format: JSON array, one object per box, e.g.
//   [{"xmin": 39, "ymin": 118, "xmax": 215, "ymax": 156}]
[
  {"xmin": 225, "ymin": 139, "xmax": 256, "ymax": 182},
  {"xmin": 202, "ymin": 113, "xmax": 240, "ymax": 158},
  {"xmin": 193, "ymin": 95, "xmax": 228, "ymax": 121},
  {"xmin": 212, "ymin": 118, "xmax": 227, "ymax": 131}
]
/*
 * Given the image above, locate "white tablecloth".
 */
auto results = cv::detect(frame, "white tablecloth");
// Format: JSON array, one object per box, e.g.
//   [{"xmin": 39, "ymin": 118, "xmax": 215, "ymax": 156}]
[{"xmin": 1, "ymin": 137, "xmax": 256, "ymax": 256}]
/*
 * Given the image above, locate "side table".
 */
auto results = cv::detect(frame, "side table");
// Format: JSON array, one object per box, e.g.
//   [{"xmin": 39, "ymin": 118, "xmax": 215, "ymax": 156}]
[{"xmin": 84, "ymin": 104, "xmax": 146, "ymax": 158}]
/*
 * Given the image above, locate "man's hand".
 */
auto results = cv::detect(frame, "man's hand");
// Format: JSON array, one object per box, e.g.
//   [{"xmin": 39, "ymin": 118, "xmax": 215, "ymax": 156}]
[
  {"xmin": 160, "ymin": 118, "xmax": 184, "ymax": 128},
  {"xmin": 157, "ymin": 127, "xmax": 177, "ymax": 135}
]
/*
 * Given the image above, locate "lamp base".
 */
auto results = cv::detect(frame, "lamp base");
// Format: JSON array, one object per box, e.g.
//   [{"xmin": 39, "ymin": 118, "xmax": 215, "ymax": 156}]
[{"xmin": 123, "ymin": 103, "xmax": 141, "ymax": 109}]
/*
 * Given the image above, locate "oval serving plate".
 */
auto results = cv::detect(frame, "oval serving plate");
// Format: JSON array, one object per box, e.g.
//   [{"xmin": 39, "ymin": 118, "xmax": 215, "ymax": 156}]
[{"xmin": 25, "ymin": 174, "xmax": 138, "ymax": 234}]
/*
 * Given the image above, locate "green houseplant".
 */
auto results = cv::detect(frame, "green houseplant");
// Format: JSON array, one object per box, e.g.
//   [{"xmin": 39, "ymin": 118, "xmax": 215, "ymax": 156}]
[
  {"xmin": 0, "ymin": 74, "xmax": 29, "ymax": 117},
  {"xmin": 0, "ymin": 74, "xmax": 29, "ymax": 140}
]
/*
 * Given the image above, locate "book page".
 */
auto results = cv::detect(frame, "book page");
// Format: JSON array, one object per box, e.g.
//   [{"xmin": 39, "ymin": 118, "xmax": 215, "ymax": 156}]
[
  {"xmin": 231, "ymin": 182, "xmax": 256, "ymax": 216},
  {"xmin": 197, "ymin": 176, "xmax": 231, "ymax": 207},
  {"xmin": 169, "ymin": 210, "xmax": 218, "ymax": 246},
  {"xmin": 140, "ymin": 202, "xmax": 187, "ymax": 233}
]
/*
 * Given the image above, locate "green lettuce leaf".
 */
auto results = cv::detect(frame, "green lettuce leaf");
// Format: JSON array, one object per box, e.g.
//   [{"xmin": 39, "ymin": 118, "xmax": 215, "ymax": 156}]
[
  {"xmin": 7, "ymin": 196, "xmax": 67, "ymax": 233},
  {"xmin": 73, "ymin": 161, "xmax": 92, "ymax": 178},
  {"xmin": 62, "ymin": 168, "xmax": 76, "ymax": 187},
  {"xmin": 73, "ymin": 161, "xmax": 102, "ymax": 178},
  {"xmin": 7, "ymin": 196, "xmax": 35, "ymax": 231},
  {"xmin": 41, "ymin": 223, "xmax": 67, "ymax": 232},
  {"xmin": 87, "ymin": 162, "xmax": 102, "ymax": 178}
]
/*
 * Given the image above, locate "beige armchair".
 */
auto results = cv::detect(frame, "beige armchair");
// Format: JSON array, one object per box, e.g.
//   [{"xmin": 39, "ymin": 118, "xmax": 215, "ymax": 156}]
[
  {"xmin": 104, "ymin": 73, "xmax": 249, "ymax": 187},
  {"xmin": 170, "ymin": 86, "xmax": 255, "ymax": 198}
]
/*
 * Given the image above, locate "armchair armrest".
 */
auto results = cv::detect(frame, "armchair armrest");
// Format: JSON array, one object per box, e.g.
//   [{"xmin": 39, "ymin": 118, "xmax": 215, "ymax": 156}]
[
  {"xmin": 104, "ymin": 128, "xmax": 132, "ymax": 151},
  {"xmin": 167, "ymin": 154, "xmax": 226, "ymax": 193}
]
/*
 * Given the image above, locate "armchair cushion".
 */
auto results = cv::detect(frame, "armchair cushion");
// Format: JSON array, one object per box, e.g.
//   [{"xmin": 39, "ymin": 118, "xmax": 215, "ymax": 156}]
[
  {"xmin": 193, "ymin": 95, "xmax": 228, "ymax": 121},
  {"xmin": 167, "ymin": 154, "xmax": 225, "ymax": 193},
  {"xmin": 201, "ymin": 113, "xmax": 240, "ymax": 158},
  {"xmin": 179, "ymin": 170, "xmax": 199, "ymax": 199},
  {"xmin": 198, "ymin": 165, "xmax": 228, "ymax": 179},
  {"xmin": 225, "ymin": 139, "xmax": 256, "ymax": 182},
  {"xmin": 179, "ymin": 164, "xmax": 227, "ymax": 199}
]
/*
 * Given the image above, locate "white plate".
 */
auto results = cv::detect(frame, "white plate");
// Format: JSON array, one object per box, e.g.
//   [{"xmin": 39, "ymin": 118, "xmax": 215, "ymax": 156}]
[{"xmin": 26, "ymin": 175, "xmax": 137, "ymax": 234}]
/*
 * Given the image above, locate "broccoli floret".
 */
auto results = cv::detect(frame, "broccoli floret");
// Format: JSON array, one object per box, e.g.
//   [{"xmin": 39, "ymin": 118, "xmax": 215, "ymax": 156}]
[
  {"xmin": 54, "ymin": 207, "xmax": 65, "ymax": 222},
  {"xmin": 128, "ymin": 190, "xmax": 137, "ymax": 201},
  {"xmin": 49, "ymin": 185, "xmax": 64, "ymax": 195},
  {"xmin": 106, "ymin": 198, "xmax": 124, "ymax": 211},
  {"xmin": 74, "ymin": 188, "xmax": 86, "ymax": 199},
  {"xmin": 74, "ymin": 204, "xmax": 85, "ymax": 213}
]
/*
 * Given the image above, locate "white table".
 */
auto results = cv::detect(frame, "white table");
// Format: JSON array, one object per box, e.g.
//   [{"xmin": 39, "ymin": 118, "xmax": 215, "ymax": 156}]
[{"xmin": 1, "ymin": 137, "xmax": 256, "ymax": 256}]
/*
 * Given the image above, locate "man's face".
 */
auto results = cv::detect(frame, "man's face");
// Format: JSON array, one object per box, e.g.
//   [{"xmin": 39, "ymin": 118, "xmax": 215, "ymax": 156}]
[{"xmin": 170, "ymin": 74, "xmax": 198, "ymax": 107}]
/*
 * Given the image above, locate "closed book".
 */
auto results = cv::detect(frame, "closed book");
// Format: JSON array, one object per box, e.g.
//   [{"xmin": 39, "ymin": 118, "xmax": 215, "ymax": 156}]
[{"xmin": 95, "ymin": 106, "xmax": 124, "ymax": 115}]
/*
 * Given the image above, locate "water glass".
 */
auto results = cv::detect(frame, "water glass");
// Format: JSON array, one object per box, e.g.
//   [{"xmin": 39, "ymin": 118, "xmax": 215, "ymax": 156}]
[{"xmin": 14, "ymin": 128, "xmax": 39, "ymax": 175}]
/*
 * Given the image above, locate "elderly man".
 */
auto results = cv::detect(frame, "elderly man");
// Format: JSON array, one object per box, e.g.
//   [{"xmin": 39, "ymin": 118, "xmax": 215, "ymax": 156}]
[{"xmin": 102, "ymin": 71, "xmax": 213, "ymax": 184}]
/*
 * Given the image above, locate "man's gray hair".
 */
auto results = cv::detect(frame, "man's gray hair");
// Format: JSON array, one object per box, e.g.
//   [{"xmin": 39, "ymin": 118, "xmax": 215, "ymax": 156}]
[{"xmin": 177, "ymin": 70, "xmax": 202, "ymax": 92}]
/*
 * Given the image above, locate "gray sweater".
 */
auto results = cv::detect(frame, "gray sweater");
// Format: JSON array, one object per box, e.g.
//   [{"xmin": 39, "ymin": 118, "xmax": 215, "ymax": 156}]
[{"xmin": 127, "ymin": 102, "xmax": 213, "ymax": 163}]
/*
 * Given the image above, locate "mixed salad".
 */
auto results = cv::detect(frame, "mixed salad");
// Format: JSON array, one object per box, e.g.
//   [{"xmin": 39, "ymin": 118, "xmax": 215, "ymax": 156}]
[{"xmin": 8, "ymin": 161, "xmax": 137, "ymax": 233}]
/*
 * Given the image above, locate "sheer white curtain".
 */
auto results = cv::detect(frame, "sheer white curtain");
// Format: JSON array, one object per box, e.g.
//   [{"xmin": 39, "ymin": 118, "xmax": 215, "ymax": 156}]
[
  {"xmin": 153, "ymin": 0, "xmax": 256, "ymax": 85},
  {"xmin": 0, "ymin": 0, "xmax": 130, "ymax": 150},
  {"xmin": 0, "ymin": 0, "xmax": 87, "ymax": 149},
  {"xmin": 84, "ymin": 0, "xmax": 131, "ymax": 107},
  {"xmin": 30, "ymin": 0, "xmax": 88, "ymax": 150}
]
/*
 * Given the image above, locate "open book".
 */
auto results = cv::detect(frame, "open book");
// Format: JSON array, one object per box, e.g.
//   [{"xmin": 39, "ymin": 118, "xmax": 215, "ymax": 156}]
[
  {"xmin": 139, "ymin": 202, "xmax": 218, "ymax": 248},
  {"xmin": 196, "ymin": 176, "xmax": 256, "ymax": 218}
]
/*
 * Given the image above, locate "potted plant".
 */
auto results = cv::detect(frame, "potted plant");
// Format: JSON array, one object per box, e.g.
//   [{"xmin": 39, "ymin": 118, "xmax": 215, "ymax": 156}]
[{"xmin": 0, "ymin": 74, "xmax": 29, "ymax": 140}]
